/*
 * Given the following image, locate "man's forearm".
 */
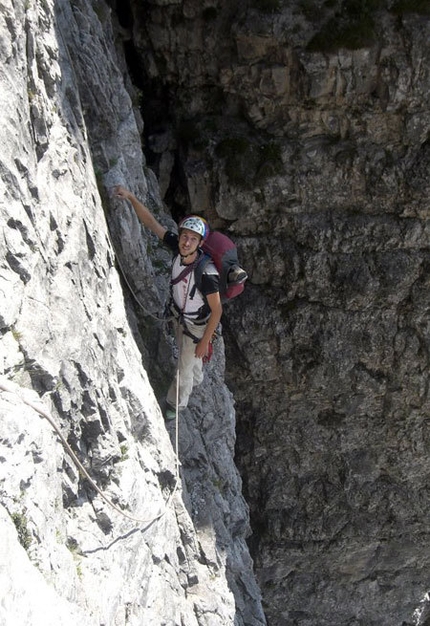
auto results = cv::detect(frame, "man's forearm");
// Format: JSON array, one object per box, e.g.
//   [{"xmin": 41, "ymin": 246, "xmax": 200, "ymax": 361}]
[
  {"xmin": 127, "ymin": 195, "xmax": 166, "ymax": 238},
  {"xmin": 201, "ymin": 301, "xmax": 222, "ymax": 346},
  {"xmin": 114, "ymin": 186, "xmax": 166, "ymax": 240}
]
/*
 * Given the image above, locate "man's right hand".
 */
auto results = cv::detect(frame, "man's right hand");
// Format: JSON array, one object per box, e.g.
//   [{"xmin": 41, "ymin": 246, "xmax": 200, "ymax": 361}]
[
  {"xmin": 112, "ymin": 186, "xmax": 167, "ymax": 240},
  {"xmin": 113, "ymin": 185, "xmax": 130, "ymax": 199}
]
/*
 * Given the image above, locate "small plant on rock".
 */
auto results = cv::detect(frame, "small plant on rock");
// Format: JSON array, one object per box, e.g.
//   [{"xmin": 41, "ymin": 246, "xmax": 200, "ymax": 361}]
[
  {"xmin": 11, "ymin": 511, "xmax": 32, "ymax": 551},
  {"xmin": 251, "ymin": 0, "xmax": 282, "ymax": 11}
]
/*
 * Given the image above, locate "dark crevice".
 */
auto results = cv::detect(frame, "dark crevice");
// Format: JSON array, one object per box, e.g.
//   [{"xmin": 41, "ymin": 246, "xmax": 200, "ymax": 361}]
[{"xmin": 114, "ymin": 3, "xmax": 193, "ymax": 221}]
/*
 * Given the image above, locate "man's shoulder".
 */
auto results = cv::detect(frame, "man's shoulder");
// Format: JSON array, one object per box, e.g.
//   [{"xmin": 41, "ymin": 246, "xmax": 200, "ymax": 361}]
[
  {"xmin": 196, "ymin": 254, "xmax": 219, "ymax": 296},
  {"xmin": 202, "ymin": 260, "xmax": 218, "ymax": 276},
  {"xmin": 198, "ymin": 253, "xmax": 218, "ymax": 276}
]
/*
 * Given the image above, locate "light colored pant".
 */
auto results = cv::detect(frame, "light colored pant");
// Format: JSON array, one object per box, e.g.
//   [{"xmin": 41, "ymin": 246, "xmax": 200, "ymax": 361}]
[{"xmin": 166, "ymin": 319, "xmax": 206, "ymax": 409}]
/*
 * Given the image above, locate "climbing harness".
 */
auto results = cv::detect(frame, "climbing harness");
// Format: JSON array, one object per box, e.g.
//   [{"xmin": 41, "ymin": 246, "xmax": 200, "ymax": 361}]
[
  {"xmin": 168, "ymin": 251, "xmax": 212, "ymax": 343},
  {"xmin": 0, "ymin": 376, "xmax": 180, "ymax": 527}
]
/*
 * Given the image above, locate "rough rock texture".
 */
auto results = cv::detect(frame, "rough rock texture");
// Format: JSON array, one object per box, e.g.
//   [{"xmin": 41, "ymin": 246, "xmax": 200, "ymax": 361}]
[
  {"xmin": 121, "ymin": 1, "xmax": 430, "ymax": 625},
  {"xmin": 0, "ymin": 0, "xmax": 264, "ymax": 625}
]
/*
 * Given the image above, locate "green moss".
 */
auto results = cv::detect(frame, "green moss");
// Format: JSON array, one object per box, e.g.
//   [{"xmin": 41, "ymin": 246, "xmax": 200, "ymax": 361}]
[
  {"xmin": 215, "ymin": 136, "xmax": 250, "ymax": 158},
  {"xmin": 260, "ymin": 141, "xmax": 283, "ymax": 163},
  {"xmin": 215, "ymin": 136, "xmax": 284, "ymax": 187},
  {"xmin": 203, "ymin": 117, "xmax": 219, "ymax": 133},
  {"xmin": 307, "ymin": 0, "xmax": 384, "ymax": 52},
  {"xmin": 11, "ymin": 327, "xmax": 23, "ymax": 342},
  {"xmin": 11, "ymin": 512, "xmax": 32, "ymax": 551},
  {"xmin": 391, "ymin": 0, "xmax": 430, "ymax": 13},
  {"xmin": 177, "ymin": 118, "xmax": 212, "ymax": 150},
  {"xmin": 255, "ymin": 142, "xmax": 284, "ymax": 181},
  {"xmin": 66, "ymin": 538, "xmax": 83, "ymax": 579},
  {"xmin": 308, "ymin": 16, "xmax": 375, "ymax": 51},
  {"xmin": 215, "ymin": 136, "xmax": 256, "ymax": 187},
  {"xmin": 300, "ymin": 0, "xmax": 322, "ymax": 19},
  {"xmin": 171, "ymin": 10, "xmax": 185, "ymax": 27},
  {"xmin": 177, "ymin": 120, "xmax": 200, "ymax": 144},
  {"xmin": 251, "ymin": 0, "xmax": 282, "ymax": 11},
  {"xmin": 203, "ymin": 7, "xmax": 218, "ymax": 20}
]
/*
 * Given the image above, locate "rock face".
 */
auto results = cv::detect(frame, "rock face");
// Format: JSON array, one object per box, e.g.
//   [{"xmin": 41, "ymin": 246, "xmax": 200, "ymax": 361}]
[
  {"xmin": 2, "ymin": 0, "xmax": 430, "ymax": 624},
  {"xmin": 119, "ymin": 1, "xmax": 430, "ymax": 625},
  {"xmin": 0, "ymin": 1, "xmax": 264, "ymax": 625}
]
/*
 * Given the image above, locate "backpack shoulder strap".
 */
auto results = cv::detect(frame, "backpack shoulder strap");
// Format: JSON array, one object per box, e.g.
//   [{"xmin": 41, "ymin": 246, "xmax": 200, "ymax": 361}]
[
  {"xmin": 189, "ymin": 253, "xmax": 211, "ymax": 299},
  {"xmin": 171, "ymin": 262, "xmax": 195, "ymax": 286},
  {"xmin": 170, "ymin": 253, "xmax": 201, "ymax": 286}
]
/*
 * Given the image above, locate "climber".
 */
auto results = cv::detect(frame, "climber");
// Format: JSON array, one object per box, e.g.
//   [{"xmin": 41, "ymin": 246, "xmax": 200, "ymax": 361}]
[{"xmin": 113, "ymin": 186, "xmax": 222, "ymax": 421}]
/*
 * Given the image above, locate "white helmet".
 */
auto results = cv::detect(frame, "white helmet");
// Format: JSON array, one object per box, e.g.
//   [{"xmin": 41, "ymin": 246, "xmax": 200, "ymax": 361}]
[{"xmin": 178, "ymin": 215, "xmax": 209, "ymax": 240}]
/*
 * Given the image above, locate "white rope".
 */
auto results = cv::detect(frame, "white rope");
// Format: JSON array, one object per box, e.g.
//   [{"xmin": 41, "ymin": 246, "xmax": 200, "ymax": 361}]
[
  {"xmin": 0, "ymin": 376, "xmax": 180, "ymax": 527},
  {"xmin": 174, "ymin": 369, "xmax": 180, "ymax": 482},
  {"xmin": 106, "ymin": 220, "xmax": 168, "ymax": 324},
  {"xmin": 174, "ymin": 328, "xmax": 182, "ymax": 484}
]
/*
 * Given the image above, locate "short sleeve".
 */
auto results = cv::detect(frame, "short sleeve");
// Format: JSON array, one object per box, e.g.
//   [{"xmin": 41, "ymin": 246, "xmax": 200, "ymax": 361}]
[
  {"xmin": 163, "ymin": 231, "xmax": 179, "ymax": 254},
  {"xmin": 200, "ymin": 272, "xmax": 219, "ymax": 296}
]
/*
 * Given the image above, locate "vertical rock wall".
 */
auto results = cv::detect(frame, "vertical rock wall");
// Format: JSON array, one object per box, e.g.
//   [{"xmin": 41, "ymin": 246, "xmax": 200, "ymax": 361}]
[
  {"xmin": 0, "ymin": 0, "xmax": 264, "ymax": 624},
  {"xmin": 119, "ymin": 1, "xmax": 430, "ymax": 624}
]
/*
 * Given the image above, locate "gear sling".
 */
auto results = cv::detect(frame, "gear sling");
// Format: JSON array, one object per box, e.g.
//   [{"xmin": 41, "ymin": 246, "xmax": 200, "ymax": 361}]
[{"xmin": 169, "ymin": 254, "xmax": 210, "ymax": 344}]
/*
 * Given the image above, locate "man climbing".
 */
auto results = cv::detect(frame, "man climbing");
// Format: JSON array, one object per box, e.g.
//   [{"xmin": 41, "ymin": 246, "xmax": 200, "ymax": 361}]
[{"xmin": 113, "ymin": 186, "xmax": 222, "ymax": 420}]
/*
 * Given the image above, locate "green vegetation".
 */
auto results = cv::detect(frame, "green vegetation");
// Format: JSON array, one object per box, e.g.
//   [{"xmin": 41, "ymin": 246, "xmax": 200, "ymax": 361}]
[
  {"xmin": 202, "ymin": 7, "xmax": 218, "ymax": 21},
  {"xmin": 300, "ymin": 0, "xmax": 323, "ymax": 19},
  {"xmin": 120, "ymin": 444, "xmax": 129, "ymax": 461},
  {"xmin": 66, "ymin": 538, "xmax": 83, "ymax": 579},
  {"xmin": 175, "ymin": 114, "xmax": 284, "ymax": 189},
  {"xmin": 256, "ymin": 142, "xmax": 284, "ymax": 181},
  {"xmin": 177, "ymin": 119, "xmax": 203, "ymax": 145},
  {"xmin": 215, "ymin": 136, "xmax": 251, "ymax": 159},
  {"xmin": 176, "ymin": 115, "xmax": 220, "ymax": 150},
  {"xmin": 307, "ymin": 0, "xmax": 384, "ymax": 52},
  {"xmin": 391, "ymin": 0, "xmax": 430, "ymax": 13},
  {"xmin": 131, "ymin": 88, "xmax": 144, "ymax": 108},
  {"xmin": 215, "ymin": 136, "xmax": 283, "ymax": 187},
  {"xmin": 171, "ymin": 10, "xmax": 185, "ymax": 27},
  {"xmin": 11, "ymin": 512, "xmax": 32, "ymax": 551},
  {"xmin": 11, "ymin": 327, "xmax": 23, "ymax": 342},
  {"xmin": 251, "ymin": 0, "xmax": 282, "ymax": 11},
  {"xmin": 215, "ymin": 136, "xmax": 256, "ymax": 187}
]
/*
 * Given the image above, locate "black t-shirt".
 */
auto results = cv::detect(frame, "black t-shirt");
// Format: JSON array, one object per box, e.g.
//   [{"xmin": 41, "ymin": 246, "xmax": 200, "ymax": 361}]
[{"xmin": 163, "ymin": 231, "xmax": 219, "ymax": 297}]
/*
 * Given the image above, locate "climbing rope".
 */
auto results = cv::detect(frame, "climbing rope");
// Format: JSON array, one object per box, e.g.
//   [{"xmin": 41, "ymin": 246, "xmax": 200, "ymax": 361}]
[
  {"xmin": 106, "ymin": 223, "xmax": 168, "ymax": 324},
  {"xmin": 0, "ymin": 197, "xmax": 186, "ymax": 528},
  {"xmin": 0, "ymin": 376, "xmax": 180, "ymax": 527},
  {"xmin": 103, "ymin": 200, "xmax": 183, "ymax": 493},
  {"xmin": 104, "ymin": 208, "xmax": 183, "ymax": 495},
  {"xmin": 174, "ymin": 353, "xmax": 181, "ymax": 484}
]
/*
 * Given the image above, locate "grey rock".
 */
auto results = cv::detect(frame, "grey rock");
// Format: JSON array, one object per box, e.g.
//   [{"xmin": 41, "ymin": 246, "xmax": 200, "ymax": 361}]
[
  {"xmin": 120, "ymin": 1, "xmax": 430, "ymax": 625},
  {"xmin": 0, "ymin": 0, "xmax": 264, "ymax": 625}
]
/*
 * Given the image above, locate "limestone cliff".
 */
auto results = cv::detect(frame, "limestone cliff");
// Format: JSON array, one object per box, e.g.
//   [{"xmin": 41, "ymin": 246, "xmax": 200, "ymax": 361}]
[
  {"xmin": 2, "ymin": 0, "xmax": 430, "ymax": 625},
  {"xmin": 0, "ymin": 1, "xmax": 264, "ymax": 625},
  {"xmin": 117, "ymin": 0, "xmax": 430, "ymax": 625}
]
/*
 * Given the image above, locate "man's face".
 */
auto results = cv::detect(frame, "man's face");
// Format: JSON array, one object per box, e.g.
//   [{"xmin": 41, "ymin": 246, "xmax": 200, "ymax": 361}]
[{"xmin": 179, "ymin": 228, "xmax": 201, "ymax": 256}]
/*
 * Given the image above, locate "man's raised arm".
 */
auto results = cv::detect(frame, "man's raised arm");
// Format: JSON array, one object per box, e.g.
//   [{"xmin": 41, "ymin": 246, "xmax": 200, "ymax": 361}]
[{"xmin": 114, "ymin": 186, "xmax": 167, "ymax": 240}]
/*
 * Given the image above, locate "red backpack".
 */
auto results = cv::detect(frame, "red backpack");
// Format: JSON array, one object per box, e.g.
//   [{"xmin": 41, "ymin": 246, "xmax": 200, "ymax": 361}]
[{"xmin": 197, "ymin": 231, "xmax": 247, "ymax": 301}]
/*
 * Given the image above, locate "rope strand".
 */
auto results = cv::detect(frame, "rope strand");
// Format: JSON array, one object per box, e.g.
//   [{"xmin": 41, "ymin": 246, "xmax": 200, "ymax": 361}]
[{"xmin": 0, "ymin": 376, "xmax": 180, "ymax": 527}]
